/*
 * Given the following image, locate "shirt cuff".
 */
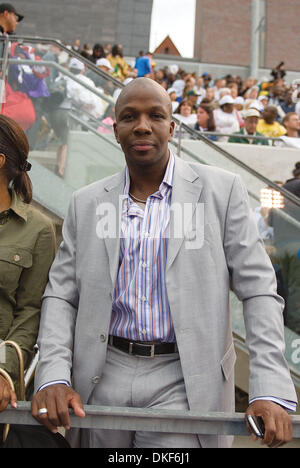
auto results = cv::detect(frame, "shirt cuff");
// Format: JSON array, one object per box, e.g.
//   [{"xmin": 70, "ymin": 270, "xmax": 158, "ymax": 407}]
[
  {"xmin": 38, "ymin": 380, "xmax": 71, "ymax": 392},
  {"xmin": 249, "ymin": 396, "xmax": 297, "ymax": 412}
]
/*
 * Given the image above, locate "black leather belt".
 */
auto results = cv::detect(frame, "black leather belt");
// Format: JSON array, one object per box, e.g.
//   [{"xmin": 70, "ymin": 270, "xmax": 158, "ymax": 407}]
[{"xmin": 109, "ymin": 335, "xmax": 178, "ymax": 358}]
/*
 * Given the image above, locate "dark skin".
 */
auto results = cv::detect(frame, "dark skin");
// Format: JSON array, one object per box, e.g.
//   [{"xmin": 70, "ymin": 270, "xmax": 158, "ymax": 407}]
[
  {"xmin": 31, "ymin": 79, "xmax": 293, "ymax": 446},
  {"xmin": 113, "ymin": 78, "xmax": 175, "ymax": 200},
  {"xmin": 0, "ymin": 374, "xmax": 17, "ymax": 412}
]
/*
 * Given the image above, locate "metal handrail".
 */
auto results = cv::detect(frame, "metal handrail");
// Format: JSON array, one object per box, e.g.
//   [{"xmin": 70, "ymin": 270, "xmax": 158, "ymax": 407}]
[
  {"xmin": 191, "ymin": 131, "xmax": 283, "ymax": 142},
  {"xmin": 69, "ymin": 112, "xmax": 121, "ymax": 151},
  {"xmin": 0, "ymin": 35, "xmax": 124, "ymax": 89},
  {"xmin": 171, "ymin": 138, "xmax": 300, "ymax": 231},
  {"xmin": 1, "ymin": 402, "xmax": 300, "ymax": 437},
  {"xmin": 172, "ymin": 116, "xmax": 300, "ymax": 208},
  {"xmin": 0, "ymin": 35, "xmax": 9, "ymax": 105},
  {"xmin": 1, "ymin": 58, "xmax": 115, "ymax": 106}
]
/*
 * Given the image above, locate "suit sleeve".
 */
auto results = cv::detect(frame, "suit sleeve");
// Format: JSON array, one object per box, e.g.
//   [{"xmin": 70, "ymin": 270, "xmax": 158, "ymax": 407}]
[
  {"xmin": 34, "ymin": 193, "xmax": 78, "ymax": 392},
  {"xmin": 223, "ymin": 175, "xmax": 297, "ymax": 404}
]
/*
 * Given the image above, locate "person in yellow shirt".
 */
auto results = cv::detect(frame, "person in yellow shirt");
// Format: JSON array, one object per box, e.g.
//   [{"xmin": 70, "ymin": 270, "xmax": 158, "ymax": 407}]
[
  {"xmin": 107, "ymin": 44, "xmax": 129, "ymax": 82},
  {"xmin": 257, "ymin": 106, "xmax": 287, "ymax": 138}
]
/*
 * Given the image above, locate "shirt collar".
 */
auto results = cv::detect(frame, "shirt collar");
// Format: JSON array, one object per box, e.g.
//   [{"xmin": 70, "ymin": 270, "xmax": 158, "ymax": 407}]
[{"xmin": 9, "ymin": 189, "xmax": 28, "ymax": 221}]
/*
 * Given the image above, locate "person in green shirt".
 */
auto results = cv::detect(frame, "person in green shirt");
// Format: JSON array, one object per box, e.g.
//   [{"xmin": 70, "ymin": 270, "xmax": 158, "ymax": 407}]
[
  {"xmin": 0, "ymin": 115, "xmax": 56, "ymax": 418},
  {"xmin": 228, "ymin": 108, "xmax": 269, "ymax": 145}
]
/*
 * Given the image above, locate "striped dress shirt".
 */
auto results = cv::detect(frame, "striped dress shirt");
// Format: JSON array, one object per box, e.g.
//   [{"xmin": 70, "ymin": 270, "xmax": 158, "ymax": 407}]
[{"xmin": 109, "ymin": 152, "xmax": 175, "ymax": 343}]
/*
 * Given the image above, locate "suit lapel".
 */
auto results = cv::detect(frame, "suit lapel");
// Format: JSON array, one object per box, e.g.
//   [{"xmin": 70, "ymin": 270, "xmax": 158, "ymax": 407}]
[
  {"xmin": 166, "ymin": 157, "xmax": 203, "ymax": 271},
  {"xmin": 96, "ymin": 158, "xmax": 203, "ymax": 280},
  {"xmin": 96, "ymin": 170, "xmax": 125, "ymax": 287}
]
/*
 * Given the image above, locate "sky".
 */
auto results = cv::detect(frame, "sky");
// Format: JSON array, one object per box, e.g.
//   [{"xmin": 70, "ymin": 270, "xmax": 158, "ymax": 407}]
[{"xmin": 149, "ymin": 0, "xmax": 196, "ymax": 58}]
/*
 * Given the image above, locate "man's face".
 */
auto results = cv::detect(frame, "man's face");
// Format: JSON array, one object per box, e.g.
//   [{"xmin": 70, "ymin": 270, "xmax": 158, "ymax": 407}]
[
  {"xmin": 245, "ymin": 116, "xmax": 259, "ymax": 134},
  {"xmin": 3, "ymin": 11, "xmax": 18, "ymax": 33},
  {"xmin": 206, "ymin": 88, "xmax": 214, "ymax": 101},
  {"xmin": 188, "ymin": 94, "xmax": 197, "ymax": 105},
  {"xmin": 114, "ymin": 81, "xmax": 175, "ymax": 170},
  {"xmin": 216, "ymin": 79, "xmax": 226, "ymax": 89},
  {"xmin": 286, "ymin": 114, "xmax": 300, "ymax": 131},
  {"xmin": 222, "ymin": 103, "xmax": 234, "ymax": 114}
]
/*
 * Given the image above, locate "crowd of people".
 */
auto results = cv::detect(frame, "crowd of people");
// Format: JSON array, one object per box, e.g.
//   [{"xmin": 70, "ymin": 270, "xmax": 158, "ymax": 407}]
[
  {"xmin": 70, "ymin": 39, "xmax": 300, "ymax": 145},
  {"xmin": 2, "ymin": 32, "xmax": 300, "ymax": 178}
]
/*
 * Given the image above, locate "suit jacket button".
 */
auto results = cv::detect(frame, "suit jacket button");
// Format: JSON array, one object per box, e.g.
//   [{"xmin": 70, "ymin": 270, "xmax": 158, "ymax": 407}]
[
  {"xmin": 100, "ymin": 333, "xmax": 107, "ymax": 342},
  {"xmin": 92, "ymin": 376, "xmax": 101, "ymax": 384}
]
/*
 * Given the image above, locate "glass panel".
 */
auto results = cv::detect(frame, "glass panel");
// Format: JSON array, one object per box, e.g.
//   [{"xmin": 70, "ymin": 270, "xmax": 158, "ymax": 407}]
[
  {"xmin": 268, "ymin": 191, "xmax": 300, "ymax": 335},
  {"xmin": 1, "ymin": 40, "xmax": 125, "ymax": 218},
  {"xmin": 2, "ymin": 41, "xmax": 124, "ymax": 184},
  {"xmin": 173, "ymin": 133, "xmax": 300, "ymax": 339}
]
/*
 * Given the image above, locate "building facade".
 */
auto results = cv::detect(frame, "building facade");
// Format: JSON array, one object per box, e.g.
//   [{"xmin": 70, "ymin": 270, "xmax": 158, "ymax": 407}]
[
  {"xmin": 10, "ymin": 0, "xmax": 153, "ymax": 56},
  {"xmin": 194, "ymin": 0, "xmax": 300, "ymax": 72}
]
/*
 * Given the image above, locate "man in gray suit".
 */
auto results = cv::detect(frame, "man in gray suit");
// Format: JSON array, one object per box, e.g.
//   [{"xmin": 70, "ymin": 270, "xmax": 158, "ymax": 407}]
[{"xmin": 32, "ymin": 78, "xmax": 297, "ymax": 448}]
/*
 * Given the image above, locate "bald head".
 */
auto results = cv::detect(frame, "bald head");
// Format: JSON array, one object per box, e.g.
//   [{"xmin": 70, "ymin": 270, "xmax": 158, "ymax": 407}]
[
  {"xmin": 115, "ymin": 78, "xmax": 173, "ymax": 120},
  {"xmin": 113, "ymin": 77, "xmax": 175, "ymax": 169}
]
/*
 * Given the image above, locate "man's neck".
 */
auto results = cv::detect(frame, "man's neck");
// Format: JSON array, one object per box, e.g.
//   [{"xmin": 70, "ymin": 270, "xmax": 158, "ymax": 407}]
[
  {"xmin": 129, "ymin": 166, "xmax": 165, "ymax": 198},
  {"xmin": 128, "ymin": 154, "xmax": 170, "ymax": 198},
  {"xmin": 286, "ymin": 129, "xmax": 299, "ymax": 138}
]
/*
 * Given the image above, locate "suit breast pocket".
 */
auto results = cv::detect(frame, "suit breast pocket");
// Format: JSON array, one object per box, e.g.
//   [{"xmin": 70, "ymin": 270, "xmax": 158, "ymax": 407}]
[
  {"xmin": 0, "ymin": 247, "xmax": 33, "ymax": 295},
  {"xmin": 185, "ymin": 221, "xmax": 219, "ymax": 251},
  {"xmin": 221, "ymin": 342, "xmax": 237, "ymax": 381}
]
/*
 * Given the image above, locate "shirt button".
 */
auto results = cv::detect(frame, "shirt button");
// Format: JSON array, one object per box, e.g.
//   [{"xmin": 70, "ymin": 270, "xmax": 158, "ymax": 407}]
[
  {"xmin": 13, "ymin": 255, "xmax": 20, "ymax": 262},
  {"xmin": 100, "ymin": 334, "xmax": 107, "ymax": 342},
  {"xmin": 92, "ymin": 376, "xmax": 101, "ymax": 384},
  {"xmin": 141, "ymin": 296, "xmax": 147, "ymax": 302},
  {"xmin": 144, "ymin": 232, "xmax": 150, "ymax": 238},
  {"xmin": 142, "ymin": 262, "xmax": 147, "ymax": 268},
  {"xmin": 142, "ymin": 329, "xmax": 147, "ymax": 335}
]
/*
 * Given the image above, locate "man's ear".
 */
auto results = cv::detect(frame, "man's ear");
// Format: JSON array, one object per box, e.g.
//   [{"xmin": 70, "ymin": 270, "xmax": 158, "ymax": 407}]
[
  {"xmin": 113, "ymin": 122, "xmax": 120, "ymax": 144},
  {"xmin": 168, "ymin": 120, "xmax": 175, "ymax": 141}
]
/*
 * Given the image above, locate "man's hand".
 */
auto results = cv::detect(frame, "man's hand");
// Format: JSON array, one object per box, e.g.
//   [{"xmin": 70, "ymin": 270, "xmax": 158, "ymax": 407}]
[
  {"xmin": 245, "ymin": 400, "xmax": 292, "ymax": 448},
  {"xmin": 31, "ymin": 384, "xmax": 85, "ymax": 433},
  {"xmin": 0, "ymin": 374, "xmax": 17, "ymax": 412}
]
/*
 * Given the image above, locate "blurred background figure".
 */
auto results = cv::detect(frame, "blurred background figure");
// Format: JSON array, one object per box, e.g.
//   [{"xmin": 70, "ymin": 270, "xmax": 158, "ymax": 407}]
[
  {"xmin": 229, "ymin": 108, "xmax": 269, "ymax": 145},
  {"xmin": 213, "ymin": 95, "xmax": 240, "ymax": 141}
]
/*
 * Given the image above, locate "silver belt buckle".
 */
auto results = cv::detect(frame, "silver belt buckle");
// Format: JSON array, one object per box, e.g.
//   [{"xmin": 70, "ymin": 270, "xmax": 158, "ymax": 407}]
[
  {"xmin": 145, "ymin": 343, "xmax": 155, "ymax": 358},
  {"xmin": 129, "ymin": 342, "xmax": 155, "ymax": 358}
]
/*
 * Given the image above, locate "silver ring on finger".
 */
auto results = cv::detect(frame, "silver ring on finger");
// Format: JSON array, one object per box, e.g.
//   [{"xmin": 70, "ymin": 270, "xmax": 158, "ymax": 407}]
[{"xmin": 38, "ymin": 407, "xmax": 48, "ymax": 416}]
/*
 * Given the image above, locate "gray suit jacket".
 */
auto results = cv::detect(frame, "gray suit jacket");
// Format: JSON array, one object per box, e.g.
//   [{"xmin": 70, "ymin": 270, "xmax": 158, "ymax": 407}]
[{"xmin": 35, "ymin": 155, "xmax": 297, "ymax": 448}]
